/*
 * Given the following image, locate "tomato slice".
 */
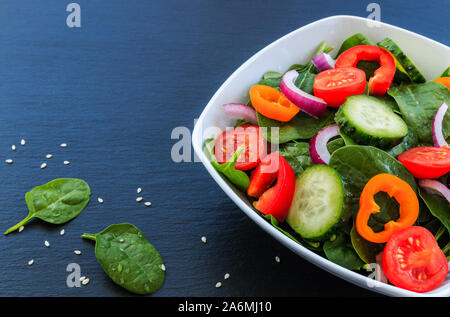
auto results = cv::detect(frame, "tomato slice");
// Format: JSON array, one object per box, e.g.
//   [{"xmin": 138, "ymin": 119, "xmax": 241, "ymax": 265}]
[
  {"xmin": 313, "ymin": 67, "xmax": 367, "ymax": 107},
  {"xmin": 382, "ymin": 226, "xmax": 448, "ymax": 293},
  {"xmin": 398, "ymin": 146, "xmax": 450, "ymax": 179},
  {"xmin": 214, "ymin": 125, "xmax": 266, "ymax": 171},
  {"xmin": 247, "ymin": 153, "xmax": 295, "ymax": 222}
]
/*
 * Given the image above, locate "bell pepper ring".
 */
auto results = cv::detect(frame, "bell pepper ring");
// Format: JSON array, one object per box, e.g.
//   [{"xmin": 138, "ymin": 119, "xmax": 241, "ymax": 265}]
[
  {"xmin": 335, "ymin": 45, "xmax": 396, "ymax": 96},
  {"xmin": 356, "ymin": 173, "xmax": 419, "ymax": 243}
]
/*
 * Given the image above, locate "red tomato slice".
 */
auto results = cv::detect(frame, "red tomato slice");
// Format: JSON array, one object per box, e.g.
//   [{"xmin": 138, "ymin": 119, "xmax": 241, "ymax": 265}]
[
  {"xmin": 398, "ymin": 146, "xmax": 450, "ymax": 179},
  {"xmin": 247, "ymin": 152, "xmax": 295, "ymax": 222},
  {"xmin": 382, "ymin": 226, "xmax": 448, "ymax": 293},
  {"xmin": 214, "ymin": 125, "xmax": 266, "ymax": 171},
  {"xmin": 313, "ymin": 67, "xmax": 367, "ymax": 107}
]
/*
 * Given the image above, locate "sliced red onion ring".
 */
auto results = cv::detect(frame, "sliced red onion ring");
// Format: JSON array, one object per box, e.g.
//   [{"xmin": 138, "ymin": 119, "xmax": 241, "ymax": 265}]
[
  {"xmin": 223, "ymin": 103, "xmax": 258, "ymax": 125},
  {"xmin": 280, "ymin": 70, "xmax": 328, "ymax": 118},
  {"xmin": 433, "ymin": 102, "xmax": 449, "ymax": 147},
  {"xmin": 419, "ymin": 179, "xmax": 450, "ymax": 203},
  {"xmin": 309, "ymin": 125, "xmax": 340, "ymax": 165},
  {"xmin": 312, "ymin": 53, "xmax": 335, "ymax": 71}
]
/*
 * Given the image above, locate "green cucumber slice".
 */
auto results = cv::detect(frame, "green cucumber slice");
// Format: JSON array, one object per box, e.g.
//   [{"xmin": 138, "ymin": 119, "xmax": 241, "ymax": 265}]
[
  {"xmin": 286, "ymin": 165, "xmax": 343, "ymax": 240},
  {"xmin": 335, "ymin": 95, "xmax": 408, "ymax": 148}
]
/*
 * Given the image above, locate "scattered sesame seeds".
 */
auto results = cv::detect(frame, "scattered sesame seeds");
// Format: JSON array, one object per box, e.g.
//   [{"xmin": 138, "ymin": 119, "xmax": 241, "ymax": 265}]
[
  {"xmin": 160, "ymin": 264, "xmax": 166, "ymax": 271},
  {"xmin": 28, "ymin": 259, "xmax": 34, "ymax": 266},
  {"xmin": 81, "ymin": 278, "xmax": 90, "ymax": 285},
  {"xmin": 74, "ymin": 250, "xmax": 82, "ymax": 255},
  {"xmin": 40, "ymin": 162, "xmax": 47, "ymax": 169},
  {"xmin": 275, "ymin": 256, "xmax": 280, "ymax": 263},
  {"xmin": 79, "ymin": 276, "xmax": 86, "ymax": 282},
  {"xmin": 136, "ymin": 197, "xmax": 143, "ymax": 202},
  {"xmin": 137, "ymin": 187, "xmax": 142, "ymax": 194},
  {"xmin": 224, "ymin": 273, "xmax": 230, "ymax": 280},
  {"xmin": 44, "ymin": 240, "xmax": 50, "ymax": 248},
  {"xmin": 60, "ymin": 229, "xmax": 65, "ymax": 236},
  {"xmin": 201, "ymin": 236, "xmax": 207, "ymax": 244},
  {"xmin": 5, "ymin": 159, "xmax": 13, "ymax": 164},
  {"xmin": 60, "ymin": 143, "xmax": 67, "ymax": 148},
  {"xmin": 11, "ymin": 145, "xmax": 16, "ymax": 151},
  {"xmin": 63, "ymin": 160, "xmax": 70, "ymax": 165},
  {"xmin": 215, "ymin": 282, "xmax": 222, "ymax": 288},
  {"xmin": 46, "ymin": 154, "xmax": 53, "ymax": 159},
  {"xmin": 97, "ymin": 197, "xmax": 104, "ymax": 204},
  {"xmin": 144, "ymin": 202, "xmax": 152, "ymax": 207},
  {"xmin": 20, "ymin": 139, "xmax": 26, "ymax": 146},
  {"xmin": 19, "ymin": 226, "xmax": 24, "ymax": 233}
]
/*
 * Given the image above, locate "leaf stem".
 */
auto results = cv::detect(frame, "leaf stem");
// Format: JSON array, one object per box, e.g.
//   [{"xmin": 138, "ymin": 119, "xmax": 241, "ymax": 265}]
[
  {"xmin": 4, "ymin": 215, "xmax": 33, "ymax": 235},
  {"xmin": 81, "ymin": 233, "xmax": 97, "ymax": 241}
]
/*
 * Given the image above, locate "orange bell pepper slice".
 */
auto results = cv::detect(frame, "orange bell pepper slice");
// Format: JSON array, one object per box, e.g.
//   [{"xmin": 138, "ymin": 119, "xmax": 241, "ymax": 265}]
[
  {"xmin": 356, "ymin": 173, "xmax": 419, "ymax": 243},
  {"xmin": 433, "ymin": 77, "xmax": 450, "ymax": 89},
  {"xmin": 249, "ymin": 85, "xmax": 299, "ymax": 122}
]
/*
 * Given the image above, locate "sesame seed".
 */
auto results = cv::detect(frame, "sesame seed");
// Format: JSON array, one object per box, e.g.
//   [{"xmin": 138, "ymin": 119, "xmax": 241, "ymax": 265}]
[
  {"xmin": 79, "ymin": 276, "xmax": 86, "ymax": 282},
  {"xmin": 20, "ymin": 139, "xmax": 25, "ymax": 146},
  {"xmin": 40, "ymin": 163, "xmax": 47, "ymax": 169},
  {"xmin": 144, "ymin": 202, "xmax": 152, "ymax": 207},
  {"xmin": 160, "ymin": 264, "xmax": 166, "ymax": 271},
  {"xmin": 82, "ymin": 278, "xmax": 90, "ymax": 285},
  {"xmin": 63, "ymin": 160, "xmax": 70, "ymax": 165},
  {"xmin": 136, "ymin": 197, "xmax": 143, "ymax": 202},
  {"xmin": 74, "ymin": 250, "xmax": 82, "ymax": 255},
  {"xmin": 60, "ymin": 143, "xmax": 67, "ymax": 148},
  {"xmin": 215, "ymin": 282, "xmax": 222, "ymax": 288},
  {"xmin": 60, "ymin": 229, "xmax": 65, "ymax": 235},
  {"xmin": 224, "ymin": 273, "xmax": 230, "ymax": 280},
  {"xmin": 19, "ymin": 226, "xmax": 24, "ymax": 232},
  {"xmin": 275, "ymin": 256, "xmax": 280, "ymax": 263},
  {"xmin": 201, "ymin": 236, "xmax": 207, "ymax": 244},
  {"xmin": 46, "ymin": 154, "xmax": 53, "ymax": 159},
  {"xmin": 44, "ymin": 240, "xmax": 50, "ymax": 248},
  {"xmin": 97, "ymin": 197, "xmax": 103, "ymax": 204},
  {"xmin": 5, "ymin": 159, "xmax": 13, "ymax": 164},
  {"xmin": 11, "ymin": 145, "xmax": 16, "ymax": 151},
  {"xmin": 137, "ymin": 187, "xmax": 142, "ymax": 194},
  {"xmin": 28, "ymin": 259, "xmax": 34, "ymax": 266}
]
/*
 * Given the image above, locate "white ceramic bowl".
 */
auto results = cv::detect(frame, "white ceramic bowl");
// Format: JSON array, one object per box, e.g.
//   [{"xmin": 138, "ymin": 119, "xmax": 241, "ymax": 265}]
[{"xmin": 192, "ymin": 15, "xmax": 450, "ymax": 297}]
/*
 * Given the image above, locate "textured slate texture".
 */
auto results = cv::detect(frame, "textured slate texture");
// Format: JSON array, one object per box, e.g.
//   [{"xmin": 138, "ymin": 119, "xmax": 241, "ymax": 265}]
[{"xmin": 0, "ymin": 0, "xmax": 447, "ymax": 296}]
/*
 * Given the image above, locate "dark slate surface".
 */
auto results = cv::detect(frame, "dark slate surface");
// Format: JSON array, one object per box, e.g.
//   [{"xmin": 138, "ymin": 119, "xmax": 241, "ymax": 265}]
[{"xmin": 0, "ymin": 0, "xmax": 447, "ymax": 296}]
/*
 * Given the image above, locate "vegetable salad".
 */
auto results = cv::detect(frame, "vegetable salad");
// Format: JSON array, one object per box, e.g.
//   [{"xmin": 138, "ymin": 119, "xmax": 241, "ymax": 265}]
[{"xmin": 204, "ymin": 33, "xmax": 450, "ymax": 293}]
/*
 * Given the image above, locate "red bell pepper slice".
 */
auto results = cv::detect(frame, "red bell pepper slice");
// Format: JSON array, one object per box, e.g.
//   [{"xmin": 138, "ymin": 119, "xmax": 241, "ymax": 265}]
[
  {"xmin": 335, "ymin": 45, "xmax": 396, "ymax": 96},
  {"xmin": 247, "ymin": 152, "xmax": 295, "ymax": 222}
]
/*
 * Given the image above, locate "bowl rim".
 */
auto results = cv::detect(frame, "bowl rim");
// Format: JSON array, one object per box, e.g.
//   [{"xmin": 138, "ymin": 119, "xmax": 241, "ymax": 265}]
[{"xmin": 192, "ymin": 15, "xmax": 450, "ymax": 297}]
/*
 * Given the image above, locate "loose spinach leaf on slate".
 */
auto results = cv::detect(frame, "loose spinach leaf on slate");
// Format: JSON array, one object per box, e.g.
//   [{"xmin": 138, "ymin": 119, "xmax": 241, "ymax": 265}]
[
  {"xmin": 203, "ymin": 138, "xmax": 250, "ymax": 191},
  {"xmin": 5, "ymin": 178, "xmax": 91, "ymax": 234},
  {"xmin": 323, "ymin": 232, "xmax": 365, "ymax": 270},
  {"xmin": 388, "ymin": 81, "xmax": 450, "ymax": 144},
  {"xmin": 82, "ymin": 223, "xmax": 165, "ymax": 295},
  {"xmin": 257, "ymin": 108, "xmax": 336, "ymax": 144},
  {"xmin": 328, "ymin": 145, "xmax": 417, "ymax": 226},
  {"xmin": 278, "ymin": 141, "xmax": 312, "ymax": 175},
  {"xmin": 419, "ymin": 188, "xmax": 450, "ymax": 232}
]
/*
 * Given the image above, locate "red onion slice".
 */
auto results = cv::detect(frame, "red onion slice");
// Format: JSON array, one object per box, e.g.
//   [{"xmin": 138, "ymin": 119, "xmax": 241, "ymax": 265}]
[
  {"xmin": 433, "ymin": 102, "xmax": 449, "ymax": 147},
  {"xmin": 312, "ymin": 53, "xmax": 335, "ymax": 71},
  {"xmin": 223, "ymin": 103, "xmax": 258, "ymax": 125},
  {"xmin": 419, "ymin": 179, "xmax": 450, "ymax": 203},
  {"xmin": 280, "ymin": 70, "xmax": 328, "ymax": 118},
  {"xmin": 309, "ymin": 125, "xmax": 340, "ymax": 165}
]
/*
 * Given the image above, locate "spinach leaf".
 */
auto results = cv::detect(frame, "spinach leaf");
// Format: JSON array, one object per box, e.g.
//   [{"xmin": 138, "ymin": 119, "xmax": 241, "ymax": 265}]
[
  {"xmin": 388, "ymin": 81, "xmax": 450, "ymax": 144},
  {"xmin": 441, "ymin": 66, "xmax": 450, "ymax": 77},
  {"xmin": 257, "ymin": 108, "xmax": 336, "ymax": 144},
  {"xmin": 337, "ymin": 33, "xmax": 375, "ymax": 56},
  {"xmin": 323, "ymin": 232, "xmax": 365, "ymax": 270},
  {"xmin": 327, "ymin": 138, "xmax": 346, "ymax": 154},
  {"xmin": 257, "ymin": 71, "xmax": 282, "ymax": 89},
  {"xmin": 386, "ymin": 129, "xmax": 419, "ymax": 157},
  {"xmin": 350, "ymin": 223, "xmax": 384, "ymax": 264},
  {"xmin": 328, "ymin": 146, "xmax": 417, "ymax": 225},
  {"xmin": 82, "ymin": 223, "xmax": 165, "ymax": 295},
  {"xmin": 278, "ymin": 141, "xmax": 312, "ymax": 174},
  {"xmin": 203, "ymin": 138, "xmax": 250, "ymax": 191},
  {"xmin": 419, "ymin": 188, "xmax": 450, "ymax": 232},
  {"xmin": 5, "ymin": 178, "xmax": 91, "ymax": 234},
  {"xmin": 338, "ymin": 128, "xmax": 357, "ymax": 146}
]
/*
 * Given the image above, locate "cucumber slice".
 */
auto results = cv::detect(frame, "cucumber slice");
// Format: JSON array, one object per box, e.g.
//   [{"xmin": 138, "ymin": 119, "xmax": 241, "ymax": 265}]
[
  {"xmin": 377, "ymin": 38, "xmax": 426, "ymax": 83},
  {"xmin": 335, "ymin": 95, "xmax": 408, "ymax": 148},
  {"xmin": 286, "ymin": 165, "xmax": 343, "ymax": 240}
]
